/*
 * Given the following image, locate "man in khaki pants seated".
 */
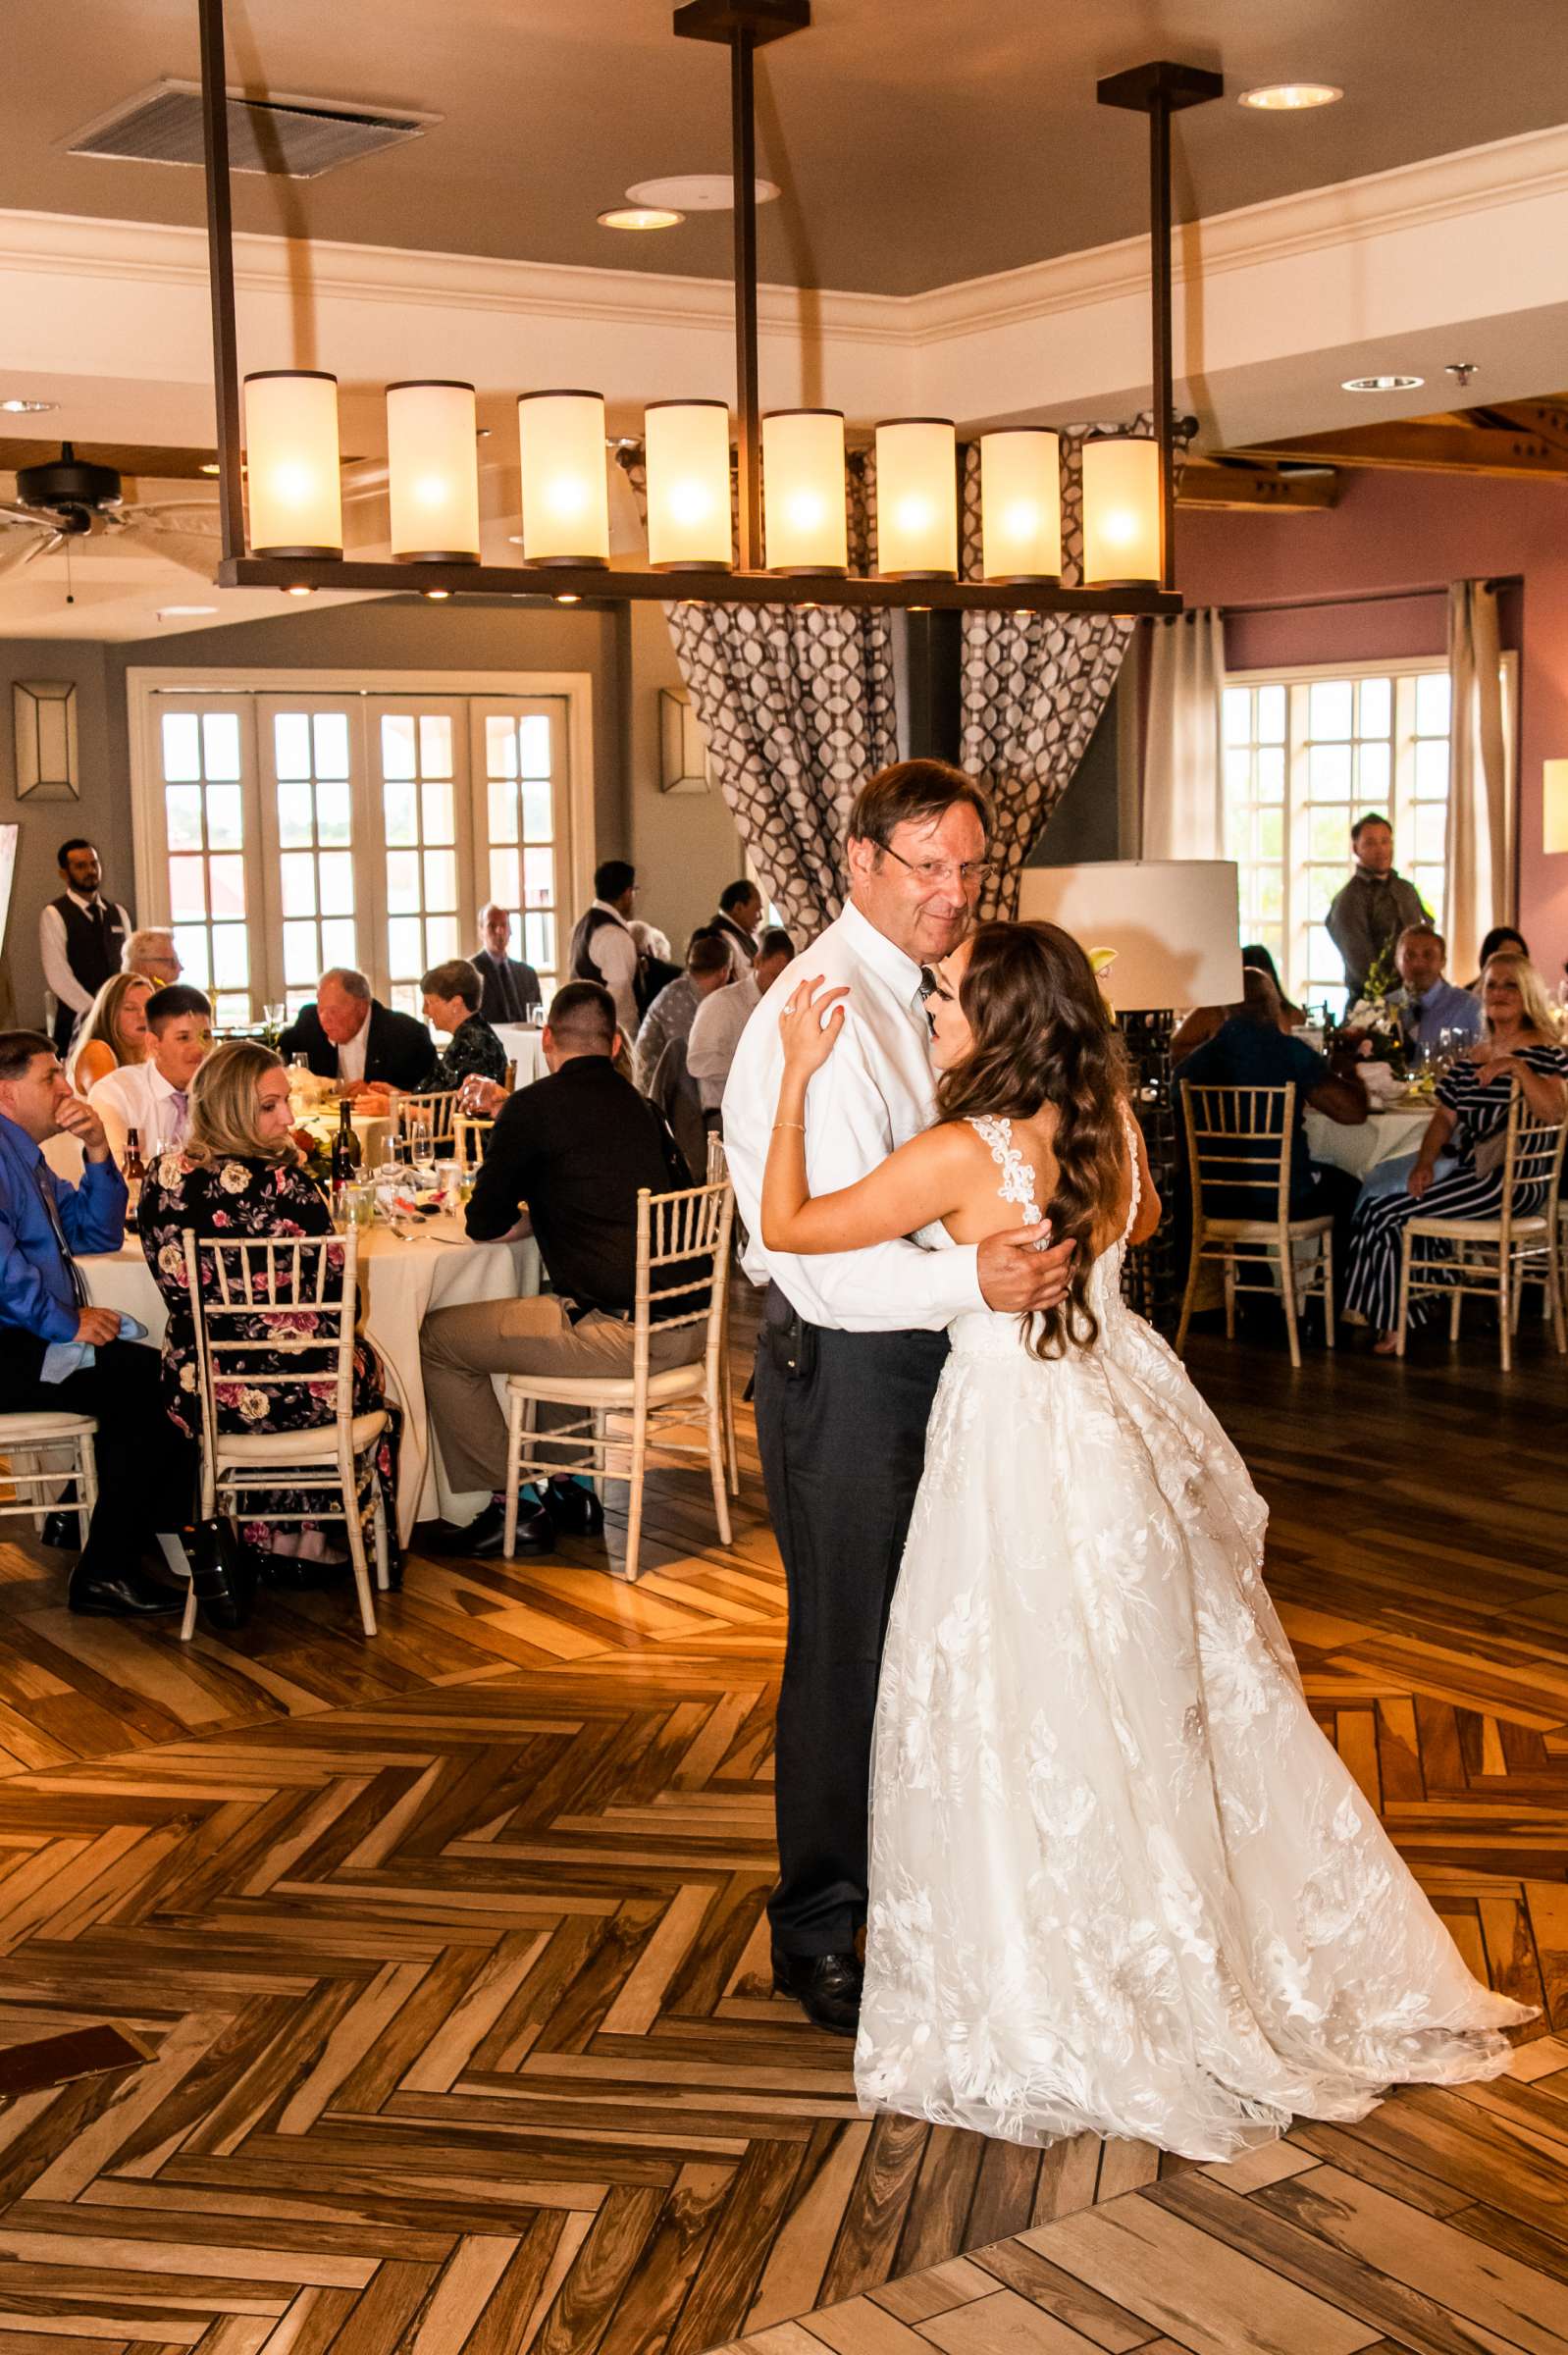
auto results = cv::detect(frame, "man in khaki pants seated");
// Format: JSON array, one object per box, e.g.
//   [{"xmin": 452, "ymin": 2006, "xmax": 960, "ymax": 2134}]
[{"xmin": 421, "ymin": 980, "xmax": 702, "ymax": 1557}]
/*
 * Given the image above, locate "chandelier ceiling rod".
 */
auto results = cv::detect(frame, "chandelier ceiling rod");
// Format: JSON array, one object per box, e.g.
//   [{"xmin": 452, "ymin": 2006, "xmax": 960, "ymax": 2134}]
[{"xmin": 194, "ymin": 0, "xmax": 1216, "ymax": 615}]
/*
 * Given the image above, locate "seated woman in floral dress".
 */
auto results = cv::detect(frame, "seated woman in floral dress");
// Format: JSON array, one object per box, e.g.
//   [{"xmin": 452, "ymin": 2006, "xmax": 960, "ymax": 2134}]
[
  {"xmin": 1344, "ymin": 953, "xmax": 1568, "ymax": 1352},
  {"xmin": 421, "ymin": 960, "xmax": 509, "ymax": 1090},
  {"xmin": 138, "ymin": 1039, "xmax": 398, "ymax": 1577}
]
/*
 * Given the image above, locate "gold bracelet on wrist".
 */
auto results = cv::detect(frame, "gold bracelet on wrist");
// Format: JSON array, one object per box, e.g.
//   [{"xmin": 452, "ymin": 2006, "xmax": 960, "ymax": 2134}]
[{"xmin": 772, "ymin": 1121, "xmax": 806, "ymax": 1131}]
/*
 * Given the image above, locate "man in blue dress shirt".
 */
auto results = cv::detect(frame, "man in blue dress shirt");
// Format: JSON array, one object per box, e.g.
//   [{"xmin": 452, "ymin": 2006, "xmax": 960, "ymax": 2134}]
[
  {"xmin": 1387, "ymin": 924, "xmax": 1484, "ymax": 1056},
  {"xmin": 0, "ymin": 1029, "xmax": 188, "ymax": 1615}
]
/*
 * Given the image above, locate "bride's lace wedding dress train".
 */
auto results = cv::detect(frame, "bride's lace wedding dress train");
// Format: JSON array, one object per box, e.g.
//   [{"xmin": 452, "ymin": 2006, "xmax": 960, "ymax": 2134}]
[{"xmin": 856, "ymin": 1114, "xmax": 1528, "ymax": 2161}]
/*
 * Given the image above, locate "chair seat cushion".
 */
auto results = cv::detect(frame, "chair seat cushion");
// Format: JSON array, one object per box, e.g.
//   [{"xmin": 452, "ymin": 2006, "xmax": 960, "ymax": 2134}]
[
  {"xmin": 1409, "ymin": 1214, "xmax": 1548, "ymax": 1242},
  {"xmin": 504, "ymin": 1362, "xmax": 706, "ymax": 1410},
  {"xmin": 214, "ymin": 1410, "xmax": 388, "ymax": 1466},
  {"xmin": 1201, "ymin": 1216, "xmax": 1333, "ymax": 1241},
  {"xmin": 0, "ymin": 1411, "xmax": 97, "ymax": 1440}
]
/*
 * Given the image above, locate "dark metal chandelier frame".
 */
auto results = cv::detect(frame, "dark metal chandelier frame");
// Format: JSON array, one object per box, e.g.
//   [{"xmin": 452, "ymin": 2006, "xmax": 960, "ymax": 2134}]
[{"xmin": 195, "ymin": 0, "xmax": 1220, "ymax": 616}]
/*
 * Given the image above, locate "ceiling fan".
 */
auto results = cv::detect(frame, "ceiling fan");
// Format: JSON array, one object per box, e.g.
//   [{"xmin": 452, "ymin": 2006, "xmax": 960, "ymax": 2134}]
[{"xmin": 0, "ymin": 443, "xmax": 222, "ymax": 580}]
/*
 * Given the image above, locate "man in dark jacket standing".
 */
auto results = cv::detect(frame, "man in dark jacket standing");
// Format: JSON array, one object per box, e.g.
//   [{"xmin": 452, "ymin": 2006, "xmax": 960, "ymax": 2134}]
[
  {"xmin": 1325, "ymin": 814, "xmax": 1428, "ymax": 1004},
  {"xmin": 470, "ymin": 904, "xmax": 543, "ymax": 1025},
  {"xmin": 278, "ymin": 968, "xmax": 435, "ymax": 1095}
]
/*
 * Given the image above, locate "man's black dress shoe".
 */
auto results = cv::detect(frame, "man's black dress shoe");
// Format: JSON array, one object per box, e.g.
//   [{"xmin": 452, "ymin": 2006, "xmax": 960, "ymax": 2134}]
[
  {"xmin": 424, "ymin": 1493, "xmax": 555, "ymax": 1559},
  {"xmin": 40, "ymin": 1487, "xmax": 80, "ymax": 1549},
  {"xmin": 771, "ymin": 1947, "xmax": 862, "ymax": 2037},
  {"xmin": 69, "ymin": 1563, "xmax": 183, "ymax": 1618},
  {"xmin": 547, "ymin": 1478, "xmax": 604, "ymax": 1538}
]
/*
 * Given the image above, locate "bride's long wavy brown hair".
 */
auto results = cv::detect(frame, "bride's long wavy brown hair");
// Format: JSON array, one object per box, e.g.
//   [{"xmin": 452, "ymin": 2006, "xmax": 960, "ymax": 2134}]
[{"xmin": 934, "ymin": 920, "xmax": 1129, "ymax": 1357}]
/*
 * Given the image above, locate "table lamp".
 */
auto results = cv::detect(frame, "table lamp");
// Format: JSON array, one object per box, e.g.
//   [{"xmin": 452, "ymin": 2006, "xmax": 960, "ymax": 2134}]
[{"xmin": 1018, "ymin": 860, "xmax": 1243, "ymax": 1325}]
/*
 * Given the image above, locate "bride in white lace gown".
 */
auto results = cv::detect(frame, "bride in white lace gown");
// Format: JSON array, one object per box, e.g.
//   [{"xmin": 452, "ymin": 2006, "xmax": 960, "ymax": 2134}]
[{"xmin": 762, "ymin": 919, "xmax": 1527, "ymax": 2162}]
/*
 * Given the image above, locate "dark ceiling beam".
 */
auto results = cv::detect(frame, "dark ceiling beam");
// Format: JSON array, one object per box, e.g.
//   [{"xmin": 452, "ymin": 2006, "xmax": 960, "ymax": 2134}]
[
  {"xmin": 1176, "ymin": 458, "xmax": 1338, "ymax": 512},
  {"xmin": 1234, "ymin": 420, "xmax": 1568, "ymax": 480}
]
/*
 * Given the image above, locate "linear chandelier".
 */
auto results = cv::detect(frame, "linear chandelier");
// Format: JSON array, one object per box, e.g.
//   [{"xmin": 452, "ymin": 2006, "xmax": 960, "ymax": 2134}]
[{"xmin": 195, "ymin": 0, "xmax": 1221, "ymax": 617}]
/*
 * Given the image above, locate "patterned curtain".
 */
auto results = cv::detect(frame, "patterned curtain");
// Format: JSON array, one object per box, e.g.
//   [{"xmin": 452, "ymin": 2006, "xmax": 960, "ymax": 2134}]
[
  {"xmin": 615, "ymin": 448, "xmax": 897, "ymax": 938},
  {"xmin": 960, "ymin": 413, "xmax": 1186, "ymax": 919}
]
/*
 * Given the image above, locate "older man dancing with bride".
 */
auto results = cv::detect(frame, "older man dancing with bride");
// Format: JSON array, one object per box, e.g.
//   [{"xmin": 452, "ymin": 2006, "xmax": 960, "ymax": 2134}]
[{"xmin": 722, "ymin": 760, "xmax": 1073, "ymax": 2036}]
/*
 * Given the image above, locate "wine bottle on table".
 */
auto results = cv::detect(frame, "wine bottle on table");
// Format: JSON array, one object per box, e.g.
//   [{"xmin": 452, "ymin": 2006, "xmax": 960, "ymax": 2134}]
[
  {"xmin": 123, "ymin": 1125, "xmax": 145, "ymax": 1214},
  {"xmin": 331, "ymin": 1099, "xmax": 361, "ymax": 1208}
]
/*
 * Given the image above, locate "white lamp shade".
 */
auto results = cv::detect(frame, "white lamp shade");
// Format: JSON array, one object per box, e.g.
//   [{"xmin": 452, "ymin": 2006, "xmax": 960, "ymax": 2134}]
[
  {"xmin": 1545, "ymin": 759, "xmax": 1568, "ymax": 854},
  {"xmin": 979, "ymin": 430, "xmax": 1062, "ymax": 582},
  {"xmin": 762, "ymin": 410, "xmax": 848, "ymax": 573},
  {"xmin": 387, "ymin": 381, "xmax": 480, "ymax": 561},
  {"xmin": 1018, "ymin": 860, "xmax": 1243, "ymax": 1011},
  {"xmin": 517, "ymin": 392, "xmax": 609, "ymax": 565},
  {"xmin": 242, "ymin": 371, "xmax": 341, "ymax": 556},
  {"xmin": 1081, "ymin": 437, "xmax": 1162, "ymax": 586},
  {"xmin": 875, "ymin": 418, "xmax": 958, "ymax": 577},
  {"xmin": 645, "ymin": 401, "xmax": 732, "ymax": 569}
]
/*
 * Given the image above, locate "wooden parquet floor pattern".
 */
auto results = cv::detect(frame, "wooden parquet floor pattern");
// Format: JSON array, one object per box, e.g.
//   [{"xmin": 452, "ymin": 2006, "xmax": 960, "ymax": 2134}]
[{"xmin": 0, "ymin": 1316, "xmax": 1566, "ymax": 2355}]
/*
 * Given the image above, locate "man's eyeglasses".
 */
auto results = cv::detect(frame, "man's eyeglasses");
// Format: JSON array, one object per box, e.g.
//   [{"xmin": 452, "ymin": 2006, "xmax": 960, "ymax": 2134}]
[{"xmin": 879, "ymin": 845, "xmax": 994, "ymax": 890}]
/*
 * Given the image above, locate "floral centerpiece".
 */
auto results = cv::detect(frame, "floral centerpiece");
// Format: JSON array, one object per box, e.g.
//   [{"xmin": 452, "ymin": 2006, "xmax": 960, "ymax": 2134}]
[
  {"xmin": 289, "ymin": 1107, "xmax": 340, "ymax": 1183},
  {"xmin": 1328, "ymin": 940, "xmax": 1406, "ymax": 1079}
]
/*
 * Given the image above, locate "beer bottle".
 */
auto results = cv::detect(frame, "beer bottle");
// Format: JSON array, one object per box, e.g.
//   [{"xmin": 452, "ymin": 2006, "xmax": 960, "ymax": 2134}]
[{"xmin": 123, "ymin": 1125, "xmax": 145, "ymax": 1212}]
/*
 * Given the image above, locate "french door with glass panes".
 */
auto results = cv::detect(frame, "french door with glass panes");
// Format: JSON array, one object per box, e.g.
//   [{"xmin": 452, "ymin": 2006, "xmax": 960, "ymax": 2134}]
[{"xmin": 137, "ymin": 685, "xmax": 574, "ymax": 1022}]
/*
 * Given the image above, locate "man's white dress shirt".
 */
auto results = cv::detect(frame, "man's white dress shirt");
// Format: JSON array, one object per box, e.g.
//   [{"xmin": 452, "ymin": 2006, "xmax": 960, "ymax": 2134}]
[
  {"xmin": 687, "ymin": 970, "xmax": 759, "ymax": 1112},
  {"xmin": 88, "ymin": 1060, "xmax": 191, "ymax": 1166},
  {"xmin": 335, "ymin": 1019, "xmax": 369, "ymax": 1088},
  {"xmin": 721, "ymin": 900, "xmax": 985, "ymax": 1333},
  {"xmin": 39, "ymin": 891, "xmax": 132, "ymax": 1019},
  {"xmin": 582, "ymin": 902, "xmax": 641, "ymax": 1042}
]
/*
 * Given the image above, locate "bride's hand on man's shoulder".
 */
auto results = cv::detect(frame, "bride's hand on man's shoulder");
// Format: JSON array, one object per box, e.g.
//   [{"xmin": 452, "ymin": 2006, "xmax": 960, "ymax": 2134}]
[{"xmin": 777, "ymin": 977, "xmax": 849, "ymax": 1074}]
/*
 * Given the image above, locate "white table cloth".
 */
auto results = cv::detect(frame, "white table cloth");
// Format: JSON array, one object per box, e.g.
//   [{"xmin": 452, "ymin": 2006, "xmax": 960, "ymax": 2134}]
[
  {"xmin": 78, "ymin": 1218, "xmax": 540, "ymax": 1542},
  {"xmin": 492, "ymin": 1026, "xmax": 549, "ymax": 1088},
  {"xmin": 1306, "ymin": 1104, "xmax": 1434, "ymax": 1180}
]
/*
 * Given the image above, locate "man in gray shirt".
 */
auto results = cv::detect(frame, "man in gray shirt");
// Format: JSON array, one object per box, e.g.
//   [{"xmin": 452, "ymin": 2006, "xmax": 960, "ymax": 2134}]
[{"xmin": 1325, "ymin": 812, "xmax": 1428, "ymax": 1003}]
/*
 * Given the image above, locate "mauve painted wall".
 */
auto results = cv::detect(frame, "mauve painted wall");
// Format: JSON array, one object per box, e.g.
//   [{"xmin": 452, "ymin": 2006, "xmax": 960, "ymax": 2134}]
[{"xmin": 1175, "ymin": 467, "xmax": 1568, "ymax": 971}]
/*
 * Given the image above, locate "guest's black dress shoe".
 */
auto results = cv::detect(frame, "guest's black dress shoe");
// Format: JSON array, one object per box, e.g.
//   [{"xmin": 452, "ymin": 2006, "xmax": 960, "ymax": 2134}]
[
  {"xmin": 69, "ymin": 1562, "xmax": 183, "ymax": 1618},
  {"xmin": 40, "ymin": 1488, "xmax": 79, "ymax": 1549},
  {"xmin": 424, "ymin": 1494, "xmax": 555, "ymax": 1559},
  {"xmin": 547, "ymin": 1478, "xmax": 604, "ymax": 1538},
  {"xmin": 771, "ymin": 1947, "xmax": 862, "ymax": 2037}
]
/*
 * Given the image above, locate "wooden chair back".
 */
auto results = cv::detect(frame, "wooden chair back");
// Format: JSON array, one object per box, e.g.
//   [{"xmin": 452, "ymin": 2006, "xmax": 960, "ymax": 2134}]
[
  {"xmin": 1182, "ymin": 1082, "xmax": 1294, "ymax": 1227},
  {"xmin": 454, "ymin": 1115, "xmax": 493, "ymax": 1170},
  {"xmin": 633, "ymin": 1179, "xmax": 734, "ymax": 1379},
  {"xmin": 392, "ymin": 1091, "xmax": 456, "ymax": 1148},
  {"xmin": 1499, "ymin": 1083, "xmax": 1568, "ymax": 1243},
  {"xmin": 182, "ymin": 1230, "xmax": 360, "ymax": 1503},
  {"xmin": 706, "ymin": 1133, "xmax": 729, "ymax": 1187}
]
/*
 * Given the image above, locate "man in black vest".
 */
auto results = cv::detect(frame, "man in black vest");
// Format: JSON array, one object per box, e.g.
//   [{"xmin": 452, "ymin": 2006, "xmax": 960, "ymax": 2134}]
[
  {"xmin": 470, "ymin": 903, "xmax": 543, "ymax": 1025},
  {"xmin": 39, "ymin": 840, "xmax": 131, "ymax": 1054},
  {"xmin": 566, "ymin": 860, "xmax": 642, "ymax": 1041},
  {"xmin": 711, "ymin": 879, "xmax": 762, "ymax": 975},
  {"xmin": 277, "ymin": 968, "xmax": 436, "ymax": 1096}
]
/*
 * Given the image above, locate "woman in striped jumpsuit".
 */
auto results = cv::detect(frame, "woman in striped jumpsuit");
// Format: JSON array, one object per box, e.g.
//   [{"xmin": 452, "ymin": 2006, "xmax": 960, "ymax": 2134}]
[{"xmin": 1345, "ymin": 954, "xmax": 1568, "ymax": 1351}]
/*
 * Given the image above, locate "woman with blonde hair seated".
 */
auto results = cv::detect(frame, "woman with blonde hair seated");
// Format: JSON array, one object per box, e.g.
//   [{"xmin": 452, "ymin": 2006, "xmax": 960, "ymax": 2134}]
[
  {"xmin": 137, "ymin": 1038, "xmax": 398, "ymax": 1582},
  {"xmin": 67, "ymin": 970, "xmax": 152, "ymax": 1095},
  {"xmin": 1344, "ymin": 951, "xmax": 1568, "ymax": 1352}
]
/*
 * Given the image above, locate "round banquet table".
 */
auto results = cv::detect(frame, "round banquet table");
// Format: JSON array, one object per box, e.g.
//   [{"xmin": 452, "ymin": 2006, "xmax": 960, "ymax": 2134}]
[
  {"xmin": 1305, "ymin": 1102, "xmax": 1434, "ymax": 1180},
  {"xmin": 77, "ymin": 1215, "xmax": 540, "ymax": 1543},
  {"xmin": 491, "ymin": 1025, "xmax": 549, "ymax": 1089}
]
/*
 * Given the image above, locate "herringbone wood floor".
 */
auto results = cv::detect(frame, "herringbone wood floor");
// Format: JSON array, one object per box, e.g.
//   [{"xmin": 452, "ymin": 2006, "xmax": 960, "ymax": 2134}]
[{"xmin": 1, "ymin": 1303, "xmax": 1567, "ymax": 2355}]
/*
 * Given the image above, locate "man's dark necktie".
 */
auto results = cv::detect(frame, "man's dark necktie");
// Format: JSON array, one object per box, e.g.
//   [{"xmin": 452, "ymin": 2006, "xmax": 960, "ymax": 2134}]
[
  {"xmin": 917, "ymin": 965, "xmax": 939, "ymax": 1036},
  {"xmin": 497, "ymin": 956, "xmax": 523, "ymax": 1021},
  {"xmin": 32, "ymin": 1161, "xmax": 87, "ymax": 1309}
]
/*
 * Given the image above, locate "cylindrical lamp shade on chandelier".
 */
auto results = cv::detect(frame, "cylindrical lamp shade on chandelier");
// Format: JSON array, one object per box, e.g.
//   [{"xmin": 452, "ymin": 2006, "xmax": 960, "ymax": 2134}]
[
  {"xmin": 517, "ymin": 392, "xmax": 610, "ymax": 565},
  {"xmin": 645, "ymin": 400, "xmax": 733, "ymax": 569},
  {"xmin": 242, "ymin": 371, "xmax": 342, "ymax": 557},
  {"xmin": 874, "ymin": 419, "xmax": 959, "ymax": 578},
  {"xmin": 979, "ymin": 429, "xmax": 1063, "ymax": 582},
  {"xmin": 761, "ymin": 410, "xmax": 849, "ymax": 573},
  {"xmin": 387, "ymin": 381, "xmax": 480, "ymax": 561},
  {"xmin": 1080, "ymin": 436, "xmax": 1162, "ymax": 586}
]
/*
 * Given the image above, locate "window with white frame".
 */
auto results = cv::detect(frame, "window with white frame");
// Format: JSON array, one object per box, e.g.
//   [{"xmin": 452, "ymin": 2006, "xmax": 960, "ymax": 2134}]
[
  {"xmin": 1221, "ymin": 657, "xmax": 1511, "ymax": 1010},
  {"xmin": 130, "ymin": 672, "xmax": 591, "ymax": 1025}
]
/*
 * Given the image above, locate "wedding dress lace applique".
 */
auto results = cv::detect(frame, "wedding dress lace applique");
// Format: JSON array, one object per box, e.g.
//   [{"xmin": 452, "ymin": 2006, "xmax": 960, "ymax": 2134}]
[{"xmin": 855, "ymin": 1096, "xmax": 1527, "ymax": 2158}]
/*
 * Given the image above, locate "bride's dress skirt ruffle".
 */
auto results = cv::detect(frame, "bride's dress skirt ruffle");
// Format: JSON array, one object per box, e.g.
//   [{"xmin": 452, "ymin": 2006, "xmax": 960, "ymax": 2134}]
[{"xmin": 856, "ymin": 1286, "xmax": 1529, "ymax": 2161}]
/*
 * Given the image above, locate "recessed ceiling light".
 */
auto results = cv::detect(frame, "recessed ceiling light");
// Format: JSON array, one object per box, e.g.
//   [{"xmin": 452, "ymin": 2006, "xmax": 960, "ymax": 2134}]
[
  {"xmin": 1341, "ymin": 373, "xmax": 1424, "ymax": 392},
  {"xmin": 1239, "ymin": 82, "xmax": 1343, "ymax": 111},
  {"xmin": 599, "ymin": 206, "xmax": 685, "ymax": 232},
  {"xmin": 0, "ymin": 396, "xmax": 60, "ymax": 415},
  {"xmin": 157, "ymin": 603, "xmax": 218, "ymax": 617},
  {"xmin": 199, "ymin": 461, "xmax": 221, "ymax": 475},
  {"xmin": 624, "ymin": 174, "xmax": 780, "ymax": 212}
]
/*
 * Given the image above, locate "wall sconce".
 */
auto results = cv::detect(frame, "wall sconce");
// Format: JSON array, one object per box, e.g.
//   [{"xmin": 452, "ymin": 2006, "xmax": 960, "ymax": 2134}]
[
  {"xmin": 658, "ymin": 688, "xmax": 711, "ymax": 793},
  {"xmin": 1081, "ymin": 436, "xmax": 1161, "ymax": 586},
  {"xmin": 645, "ymin": 400, "xmax": 732, "ymax": 569},
  {"xmin": 387, "ymin": 381, "xmax": 481, "ymax": 561},
  {"xmin": 517, "ymin": 392, "xmax": 610, "ymax": 565},
  {"xmin": 1545, "ymin": 759, "xmax": 1568, "ymax": 853},
  {"xmin": 242, "ymin": 371, "xmax": 342, "ymax": 557},
  {"xmin": 979, "ymin": 429, "xmax": 1063, "ymax": 582},
  {"xmin": 875, "ymin": 418, "xmax": 958, "ymax": 578},
  {"xmin": 762, "ymin": 409, "xmax": 848, "ymax": 573}
]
